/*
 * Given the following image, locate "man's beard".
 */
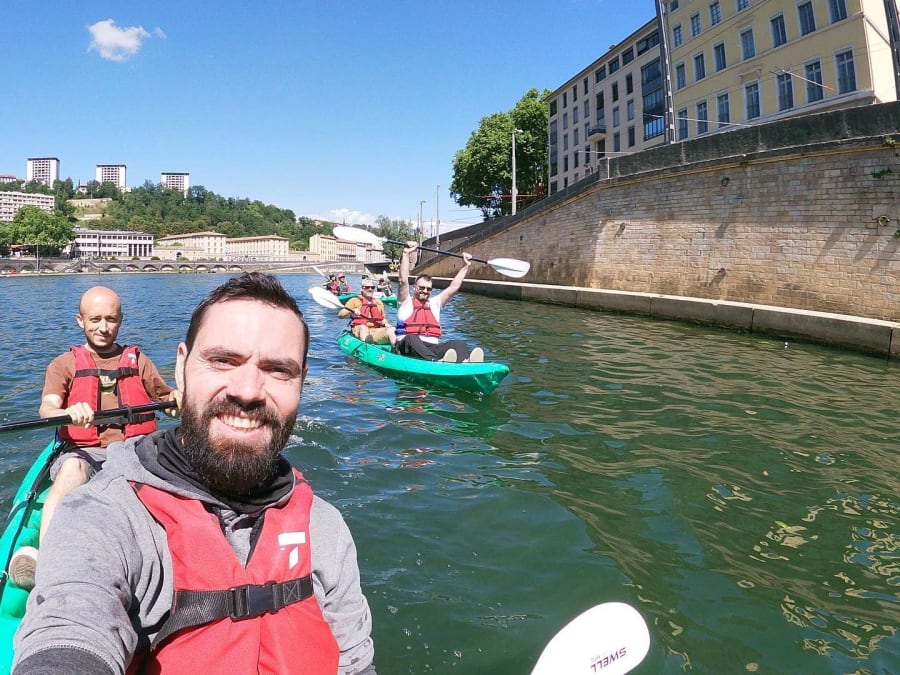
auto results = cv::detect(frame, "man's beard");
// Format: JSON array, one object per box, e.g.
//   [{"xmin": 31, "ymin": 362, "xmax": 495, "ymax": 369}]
[{"xmin": 179, "ymin": 396, "xmax": 296, "ymax": 497}]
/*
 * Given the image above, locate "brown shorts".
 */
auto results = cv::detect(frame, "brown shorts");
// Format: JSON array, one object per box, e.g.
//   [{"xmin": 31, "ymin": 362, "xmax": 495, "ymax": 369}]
[
  {"xmin": 49, "ymin": 446, "xmax": 106, "ymax": 481},
  {"xmin": 351, "ymin": 325, "xmax": 393, "ymax": 344}
]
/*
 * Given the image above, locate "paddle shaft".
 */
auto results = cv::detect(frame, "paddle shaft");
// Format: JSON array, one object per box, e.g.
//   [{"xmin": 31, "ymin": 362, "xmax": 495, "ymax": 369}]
[
  {"xmin": 384, "ymin": 240, "xmax": 492, "ymax": 266},
  {"xmin": 0, "ymin": 400, "xmax": 177, "ymax": 433}
]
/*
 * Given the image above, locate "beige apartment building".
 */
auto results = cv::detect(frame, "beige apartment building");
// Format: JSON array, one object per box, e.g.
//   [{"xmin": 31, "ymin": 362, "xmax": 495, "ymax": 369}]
[
  {"xmin": 548, "ymin": 19, "xmax": 666, "ymax": 193},
  {"xmin": 0, "ymin": 191, "xmax": 55, "ymax": 222},
  {"xmin": 663, "ymin": 0, "xmax": 898, "ymax": 140},
  {"xmin": 226, "ymin": 235, "xmax": 290, "ymax": 260},
  {"xmin": 95, "ymin": 164, "xmax": 127, "ymax": 191},
  {"xmin": 308, "ymin": 233, "xmax": 360, "ymax": 261},
  {"xmin": 155, "ymin": 231, "xmax": 226, "ymax": 259},
  {"xmin": 26, "ymin": 158, "xmax": 59, "ymax": 187},
  {"xmin": 160, "ymin": 172, "xmax": 190, "ymax": 196},
  {"xmin": 548, "ymin": 1, "xmax": 899, "ymax": 189}
]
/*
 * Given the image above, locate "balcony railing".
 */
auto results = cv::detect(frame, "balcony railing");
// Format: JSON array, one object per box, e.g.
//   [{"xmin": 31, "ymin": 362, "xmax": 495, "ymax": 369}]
[{"xmin": 587, "ymin": 124, "xmax": 607, "ymax": 140}]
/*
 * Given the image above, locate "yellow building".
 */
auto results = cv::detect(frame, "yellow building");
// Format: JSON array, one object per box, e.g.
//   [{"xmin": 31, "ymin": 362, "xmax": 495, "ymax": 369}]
[
  {"xmin": 155, "ymin": 231, "xmax": 226, "ymax": 260},
  {"xmin": 661, "ymin": 0, "xmax": 897, "ymax": 140},
  {"xmin": 308, "ymin": 233, "xmax": 359, "ymax": 261},
  {"xmin": 225, "ymin": 235, "xmax": 290, "ymax": 261}
]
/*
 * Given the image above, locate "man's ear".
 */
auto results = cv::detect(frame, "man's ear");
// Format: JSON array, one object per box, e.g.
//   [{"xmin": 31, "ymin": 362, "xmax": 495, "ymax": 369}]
[{"xmin": 175, "ymin": 343, "xmax": 188, "ymax": 391}]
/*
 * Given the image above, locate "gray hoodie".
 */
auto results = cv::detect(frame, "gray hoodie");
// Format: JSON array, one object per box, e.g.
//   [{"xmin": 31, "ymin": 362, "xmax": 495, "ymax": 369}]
[{"xmin": 13, "ymin": 433, "xmax": 375, "ymax": 675}]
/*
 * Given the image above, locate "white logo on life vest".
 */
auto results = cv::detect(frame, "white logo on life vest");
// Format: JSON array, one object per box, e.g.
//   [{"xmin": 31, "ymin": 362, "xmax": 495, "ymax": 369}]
[{"xmin": 278, "ymin": 531, "xmax": 306, "ymax": 570}]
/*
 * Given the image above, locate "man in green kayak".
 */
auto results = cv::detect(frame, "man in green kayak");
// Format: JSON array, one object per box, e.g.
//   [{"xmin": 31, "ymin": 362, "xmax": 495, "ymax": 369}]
[
  {"xmin": 13, "ymin": 273, "xmax": 375, "ymax": 675},
  {"xmin": 337, "ymin": 279, "xmax": 397, "ymax": 347},
  {"xmin": 9, "ymin": 286, "xmax": 181, "ymax": 591},
  {"xmin": 395, "ymin": 241, "xmax": 483, "ymax": 363}
]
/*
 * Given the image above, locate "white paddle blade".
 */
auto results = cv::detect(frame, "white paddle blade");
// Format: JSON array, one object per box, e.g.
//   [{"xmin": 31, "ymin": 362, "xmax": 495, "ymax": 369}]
[
  {"xmin": 488, "ymin": 257, "xmax": 530, "ymax": 278},
  {"xmin": 531, "ymin": 602, "xmax": 650, "ymax": 675},
  {"xmin": 333, "ymin": 226, "xmax": 385, "ymax": 246},
  {"xmin": 308, "ymin": 286, "xmax": 345, "ymax": 311}
]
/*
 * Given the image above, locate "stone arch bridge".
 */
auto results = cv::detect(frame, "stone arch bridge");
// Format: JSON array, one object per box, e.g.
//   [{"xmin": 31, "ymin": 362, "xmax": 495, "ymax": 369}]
[{"xmin": 0, "ymin": 258, "xmax": 367, "ymax": 276}]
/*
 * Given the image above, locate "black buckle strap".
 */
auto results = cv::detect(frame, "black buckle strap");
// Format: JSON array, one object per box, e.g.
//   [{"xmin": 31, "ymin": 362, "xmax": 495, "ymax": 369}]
[{"xmin": 151, "ymin": 575, "xmax": 314, "ymax": 648}]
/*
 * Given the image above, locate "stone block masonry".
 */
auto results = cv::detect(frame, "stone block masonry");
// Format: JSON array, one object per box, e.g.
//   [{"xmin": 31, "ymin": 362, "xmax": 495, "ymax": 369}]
[{"xmin": 415, "ymin": 103, "xmax": 900, "ymax": 356}]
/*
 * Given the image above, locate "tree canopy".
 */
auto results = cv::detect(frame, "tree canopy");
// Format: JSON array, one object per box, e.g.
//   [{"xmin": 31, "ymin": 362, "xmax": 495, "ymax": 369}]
[
  {"xmin": 450, "ymin": 88, "xmax": 549, "ymax": 219},
  {"xmin": 0, "ymin": 206, "xmax": 75, "ymax": 254}
]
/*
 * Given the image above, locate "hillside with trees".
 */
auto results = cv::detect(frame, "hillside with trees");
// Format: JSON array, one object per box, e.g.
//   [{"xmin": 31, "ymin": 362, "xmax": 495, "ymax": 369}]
[{"xmin": 1, "ymin": 178, "xmax": 414, "ymax": 253}]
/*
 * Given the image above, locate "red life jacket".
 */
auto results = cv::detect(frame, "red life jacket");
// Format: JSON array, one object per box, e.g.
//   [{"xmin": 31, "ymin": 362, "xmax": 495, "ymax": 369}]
[
  {"xmin": 61, "ymin": 345, "xmax": 156, "ymax": 446},
  {"xmin": 404, "ymin": 298, "xmax": 442, "ymax": 338},
  {"xmin": 350, "ymin": 297, "xmax": 386, "ymax": 328},
  {"xmin": 129, "ymin": 472, "xmax": 340, "ymax": 675}
]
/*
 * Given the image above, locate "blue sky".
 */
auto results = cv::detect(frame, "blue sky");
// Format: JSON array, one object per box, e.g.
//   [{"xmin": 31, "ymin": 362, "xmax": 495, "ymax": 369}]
[{"xmin": 2, "ymin": 1, "xmax": 654, "ymax": 232}]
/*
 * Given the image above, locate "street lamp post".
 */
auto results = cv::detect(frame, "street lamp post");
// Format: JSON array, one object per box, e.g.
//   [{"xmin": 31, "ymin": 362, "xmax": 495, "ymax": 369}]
[
  {"xmin": 511, "ymin": 129, "xmax": 523, "ymax": 215},
  {"xmin": 418, "ymin": 200, "xmax": 426, "ymax": 245},
  {"xmin": 435, "ymin": 185, "xmax": 440, "ymax": 247}
]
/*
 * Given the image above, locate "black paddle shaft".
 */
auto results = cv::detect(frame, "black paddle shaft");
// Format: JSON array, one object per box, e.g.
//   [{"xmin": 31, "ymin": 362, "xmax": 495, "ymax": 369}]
[
  {"xmin": 385, "ymin": 240, "xmax": 490, "ymax": 265},
  {"xmin": 0, "ymin": 400, "xmax": 177, "ymax": 433}
]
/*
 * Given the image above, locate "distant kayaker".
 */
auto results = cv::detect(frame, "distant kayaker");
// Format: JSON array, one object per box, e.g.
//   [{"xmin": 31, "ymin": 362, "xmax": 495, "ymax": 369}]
[
  {"xmin": 337, "ymin": 273, "xmax": 351, "ymax": 294},
  {"xmin": 8, "ymin": 286, "xmax": 181, "ymax": 591},
  {"xmin": 395, "ymin": 242, "xmax": 483, "ymax": 363},
  {"xmin": 376, "ymin": 272, "xmax": 392, "ymax": 296},
  {"xmin": 338, "ymin": 279, "xmax": 397, "ymax": 347},
  {"xmin": 323, "ymin": 273, "xmax": 339, "ymax": 294},
  {"xmin": 13, "ymin": 273, "xmax": 375, "ymax": 675}
]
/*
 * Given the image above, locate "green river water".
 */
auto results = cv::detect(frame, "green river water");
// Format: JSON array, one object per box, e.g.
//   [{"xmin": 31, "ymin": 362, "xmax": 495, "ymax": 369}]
[{"xmin": 0, "ymin": 272, "xmax": 896, "ymax": 673}]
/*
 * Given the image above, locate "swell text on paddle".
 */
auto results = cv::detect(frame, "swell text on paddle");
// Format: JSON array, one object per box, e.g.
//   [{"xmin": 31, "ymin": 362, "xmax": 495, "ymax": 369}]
[{"xmin": 590, "ymin": 646, "xmax": 627, "ymax": 671}]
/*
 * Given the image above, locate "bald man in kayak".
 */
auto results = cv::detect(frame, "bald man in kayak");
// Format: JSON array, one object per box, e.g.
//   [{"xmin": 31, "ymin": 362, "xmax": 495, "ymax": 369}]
[
  {"xmin": 9, "ymin": 286, "xmax": 180, "ymax": 591},
  {"xmin": 13, "ymin": 274, "xmax": 375, "ymax": 674},
  {"xmin": 395, "ymin": 242, "xmax": 483, "ymax": 363}
]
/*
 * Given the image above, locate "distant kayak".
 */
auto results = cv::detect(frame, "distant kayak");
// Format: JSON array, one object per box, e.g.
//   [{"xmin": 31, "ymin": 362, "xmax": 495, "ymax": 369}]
[
  {"xmin": 337, "ymin": 292, "xmax": 397, "ymax": 307},
  {"xmin": 336, "ymin": 331, "xmax": 509, "ymax": 395},
  {"xmin": 0, "ymin": 439, "xmax": 57, "ymax": 672}
]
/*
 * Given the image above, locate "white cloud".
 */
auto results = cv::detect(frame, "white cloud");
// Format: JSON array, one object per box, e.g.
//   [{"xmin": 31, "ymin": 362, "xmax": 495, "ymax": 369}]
[{"xmin": 87, "ymin": 19, "xmax": 158, "ymax": 62}]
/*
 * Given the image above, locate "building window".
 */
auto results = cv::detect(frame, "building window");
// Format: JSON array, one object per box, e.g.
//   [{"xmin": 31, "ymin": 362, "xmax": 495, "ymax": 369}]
[
  {"xmin": 563, "ymin": 112, "xmax": 568, "ymax": 129},
  {"xmin": 627, "ymin": 100, "xmax": 635, "ymax": 121},
  {"xmin": 717, "ymin": 93, "xmax": 730, "ymax": 127},
  {"xmin": 613, "ymin": 107, "xmax": 620, "ymax": 127},
  {"xmin": 609, "ymin": 57, "xmax": 620, "ymax": 73},
  {"xmin": 771, "ymin": 14, "xmax": 787, "ymax": 47},
  {"xmin": 777, "ymin": 72, "xmax": 794, "ymax": 110},
  {"xmin": 613, "ymin": 132, "xmax": 621, "ymax": 153},
  {"xmin": 563, "ymin": 133, "xmax": 569, "ymax": 151},
  {"xmin": 626, "ymin": 74, "xmax": 633, "ymax": 95},
  {"xmin": 622, "ymin": 47, "xmax": 634, "ymax": 65},
  {"xmin": 573, "ymin": 106, "xmax": 579, "ymax": 124},
  {"xmin": 805, "ymin": 60, "xmax": 824, "ymax": 102},
  {"xmin": 694, "ymin": 53, "xmax": 706, "ymax": 80},
  {"xmin": 596, "ymin": 91, "xmax": 605, "ymax": 110},
  {"xmin": 612, "ymin": 82, "xmax": 619, "ymax": 102},
  {"xmin": 676, "ymin": 63, "xmax": 686, "ymax": 89},
  {"xmin": 691, "ymin": 13, "xmax": 701, "ymax": 36},
  {"xmin": 745, "ymin": 82, "xmax": 760, "ymax": 119},
  {"xmin": 584, "ymin": 100, "xmax": 590, "ymax": 118},
  {"xmin": 573, "ymin": 128, "xmax": 579, "ymax": 146},
  {"xmin": 595, "ymin": 66, "xmax": 607, "ymax": 82},
  {"xmin": 710, "ymin": 2, "xmax": 722, "ymax": 25},
  {"xmin": 627, "ymin": 126, "xmax": 635, "ymax": 147},
  {"xmin": 673, "ymin": 24, "xmax": 683, "ymax": 47},
  {"xmin": 836, "ymin": 49, "xmax": 856, "ymax": 93},
  {"xmin": 798, "ymin": 2, "xmax": 816, "ymax": 35},
  {"xmin": 563, "ymin": 156, "xmax": 569, "ymax": 172},
  {"xmin": 671, "ymin": 0, "xmax": 680, "ymax": 9},
  {"xmin": 740, "ymin": 28, "xmax": 756, "ymax": 60},
  {"xmin": 714, "ymin": 42, "xmax": 727, "ymax": 71},
  {"xmin": 697, "ymin": 101, "xmax": 708, "ymax": 134},
  {"xmin": 737, "ymin": 0, "xmax": 748, "ymax": 9},
  {"xmin": 636, "ymin": 30, "xmax": 660, "ymax": 55},
  {"xmin": 677, "ymin": 109, "xmax": 689, "ymax": 140},
  {"xmin": 829, "ymin": 0, "xmax": 848, "ymax": 22}
]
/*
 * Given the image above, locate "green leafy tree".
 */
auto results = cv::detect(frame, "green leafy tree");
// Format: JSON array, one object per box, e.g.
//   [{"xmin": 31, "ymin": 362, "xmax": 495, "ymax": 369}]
[
  {"xmin": 5, "ymin": 206, "xmax": 75, "ymax": 255},
  {"xmin": 451, "ymin": 88, "xmax": 549, "ymax": 218},
  {"xmin": 373, "ymin": 216, "xmax": 415, "ymax": 260}
]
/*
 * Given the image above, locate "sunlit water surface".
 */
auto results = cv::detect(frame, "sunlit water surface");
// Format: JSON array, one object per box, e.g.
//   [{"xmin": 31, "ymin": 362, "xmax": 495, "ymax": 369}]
[{"xmin": 0, "ymin": 273, "xmax": 896, "ymax": 673}]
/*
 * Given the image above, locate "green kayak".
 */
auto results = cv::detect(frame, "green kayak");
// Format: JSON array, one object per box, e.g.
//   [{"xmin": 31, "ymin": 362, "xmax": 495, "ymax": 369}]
[
  {"xmin": 0, "ymin": 439, "xmax": 57, "ymax": 672},
  {"xmin": 336, "ymin": 331, "xmax": 509, "ymax": 394},
  {"xmin": 337, "ymin": 292, "xmax": 397, "ymax": 307}
]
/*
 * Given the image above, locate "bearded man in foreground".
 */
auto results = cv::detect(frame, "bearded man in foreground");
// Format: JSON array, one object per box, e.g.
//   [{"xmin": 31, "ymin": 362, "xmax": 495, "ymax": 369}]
[{"xmin": 13, "ymin": 273, "xmax": 376, "ymax": 675}]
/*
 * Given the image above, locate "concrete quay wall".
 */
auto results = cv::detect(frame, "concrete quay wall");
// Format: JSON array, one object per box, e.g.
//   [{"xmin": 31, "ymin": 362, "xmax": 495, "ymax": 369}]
[{"xmin": 418, "ymin": 103, "xmax": 900, "ymax": 358}]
